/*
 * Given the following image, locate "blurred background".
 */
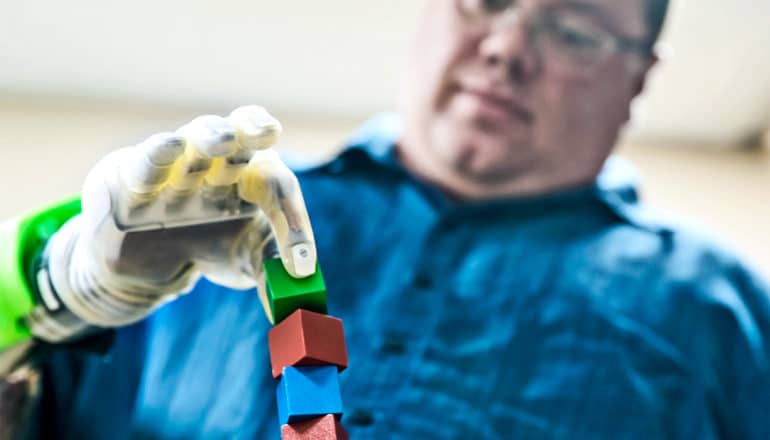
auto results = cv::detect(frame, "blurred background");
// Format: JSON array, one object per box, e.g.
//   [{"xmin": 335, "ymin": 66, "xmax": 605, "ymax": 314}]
[{"xmin": 1, "ymin": 0, "xmax": 768, "ymax": 274}]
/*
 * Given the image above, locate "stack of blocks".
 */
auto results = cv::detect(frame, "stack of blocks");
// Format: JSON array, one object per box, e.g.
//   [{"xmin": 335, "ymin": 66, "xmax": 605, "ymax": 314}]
[{"xmin": 263, "ymin": 258, "xmax": 350, "ymax": 439}]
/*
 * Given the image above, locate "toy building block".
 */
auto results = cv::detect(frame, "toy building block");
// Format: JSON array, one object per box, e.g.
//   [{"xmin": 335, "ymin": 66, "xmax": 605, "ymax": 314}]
[
  {"xmin": 281, "ymin": 414, "xmax": 349, "ymax": 440},
  {"xmin": 263, "ymin": 258, "xmax": 327, "ymax": 324},
  {"xmin": 276, "ymin": 366, "xmax": 343, "ymax": 425},
  {"xmin": 269, "ymin": 309, "xmax": 348, "ymax": 379}
]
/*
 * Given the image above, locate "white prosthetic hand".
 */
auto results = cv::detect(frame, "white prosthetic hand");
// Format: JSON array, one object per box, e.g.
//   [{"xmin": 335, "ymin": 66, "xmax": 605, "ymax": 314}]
[{"xmin": 26, "ymin": 106, "xmax": 317, "ymax": 343}]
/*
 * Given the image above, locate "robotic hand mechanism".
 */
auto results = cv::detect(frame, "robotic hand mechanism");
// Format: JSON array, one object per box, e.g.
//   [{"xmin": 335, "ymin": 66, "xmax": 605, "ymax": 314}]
[{"xmin": 1, "ymin": 106, "xmax": 317, "ymax": 348}]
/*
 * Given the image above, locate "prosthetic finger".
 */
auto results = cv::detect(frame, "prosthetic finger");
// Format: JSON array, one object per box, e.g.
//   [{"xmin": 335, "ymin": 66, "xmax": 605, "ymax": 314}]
[
  {"xmin": 228, "ymin": 105, "xmax": 282, "ymax": 150},
  {"xmin": 165, "ymin": 115, "xmax": 240, "ymax": 197},
  {"xmin": 203, "ymin": 106, "xmax": 283, "ymax": 187},
  {"xmin": 238, "ymin": 150, "xmax": 317, "ymax": 278},
  {"xmin": 119, "ymin": 133, "xmax": 186, "ymax": 201},
  {"xmin": 255, "ymin": 256, "xmax": 275, "ymax": 324}
]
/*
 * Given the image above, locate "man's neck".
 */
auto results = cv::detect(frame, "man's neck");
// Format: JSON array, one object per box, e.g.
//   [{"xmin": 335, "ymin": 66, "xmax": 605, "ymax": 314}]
[{"xmin": 395, "ymin": 142, "xmax": 601, "ymax": 202}]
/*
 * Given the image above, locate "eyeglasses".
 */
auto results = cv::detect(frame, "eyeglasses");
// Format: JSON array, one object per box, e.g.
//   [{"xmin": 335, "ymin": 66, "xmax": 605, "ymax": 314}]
[{"xmin": 458, "ymin": 0, "xmax": 652, "ymax": 76}]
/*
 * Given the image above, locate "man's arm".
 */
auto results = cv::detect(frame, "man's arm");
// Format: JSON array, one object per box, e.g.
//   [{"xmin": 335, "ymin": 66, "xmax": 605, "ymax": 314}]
[
  {"xmin": 0, "ymin": 106, "xmax": 319, "ymax": 437},
  {"xmin": 0, "ymin": 198, "xmax": 81, "ymax": 439},
  {"xmin": 715, "ymin": 262, "xmax": 770, "ymax": 439},
  {"xmin": 0, "ymin": 349, "xmax": 40, "ymax": 440}
]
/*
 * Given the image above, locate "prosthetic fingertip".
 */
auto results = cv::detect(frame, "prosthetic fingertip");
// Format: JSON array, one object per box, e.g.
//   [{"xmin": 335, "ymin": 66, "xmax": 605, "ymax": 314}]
[
  {"xmin": 141, "ymin": 133, "xmax": 186, "ymax": 166},
  {"xmin": 179, "ymin": 116, "xmax": 239, "ymax": 157},
  {"xmin": 291, "ymin": 243, "xmax": 315, "ymax": 278},
  {"xmin": 229, "ymin": 106, "xmax": 282, "ymax": 150}
]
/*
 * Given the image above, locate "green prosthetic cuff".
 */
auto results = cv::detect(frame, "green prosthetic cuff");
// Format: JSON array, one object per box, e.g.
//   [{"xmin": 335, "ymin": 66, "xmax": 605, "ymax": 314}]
[{"xmin": 0, "ymin": 197, "xmax": 81, "ymax": 349}]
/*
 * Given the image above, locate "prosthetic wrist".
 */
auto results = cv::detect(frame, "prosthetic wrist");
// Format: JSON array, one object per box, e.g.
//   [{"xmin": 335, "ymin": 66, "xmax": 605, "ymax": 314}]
[
  {"xmin": 25, "ymin": 215, "xmax": 177, "ymax": 343},
  {"xmin": 0, "ymin": 197, "xmax": 83, "ymax": 349}
]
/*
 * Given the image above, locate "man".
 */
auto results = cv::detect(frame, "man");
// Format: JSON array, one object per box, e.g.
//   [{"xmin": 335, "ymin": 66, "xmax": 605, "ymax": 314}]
[{"xmin": 1, "ymin": 0, "xmax": 769, "ymax": 438}]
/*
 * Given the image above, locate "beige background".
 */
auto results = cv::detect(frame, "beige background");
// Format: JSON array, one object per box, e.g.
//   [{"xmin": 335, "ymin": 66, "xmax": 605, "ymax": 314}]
[{"xmin": 2, "ymin": 0, "xmax": 769, "ymax": 146}]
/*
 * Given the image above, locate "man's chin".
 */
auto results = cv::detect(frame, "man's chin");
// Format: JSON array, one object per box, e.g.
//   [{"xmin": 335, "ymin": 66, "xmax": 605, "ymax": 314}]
[
  {"xmin": 427, "ymin": 118, "xmax": 536, "ymax": 181},
  {"xmin": 447, "ymin": 144, "xmax": 533, "ymax": 184}
]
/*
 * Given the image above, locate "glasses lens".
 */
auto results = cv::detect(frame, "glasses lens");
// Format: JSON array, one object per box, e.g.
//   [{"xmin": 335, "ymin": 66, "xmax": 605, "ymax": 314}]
[
  {"xmin": 538, "ymin": 15, "xmax": 615, "ymax": 73},
  {"xmin": 459, "ymin": 0, "xmax": 513, "ymax": 19},
  {"xmin": 481, "ymin": 0, "xmax": 514, "ymax": 13}
]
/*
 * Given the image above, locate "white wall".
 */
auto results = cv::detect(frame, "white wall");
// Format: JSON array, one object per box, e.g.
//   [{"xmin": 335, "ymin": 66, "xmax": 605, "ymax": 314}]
[
  {"xmin": 1, "ymin": 0, "xmax": 768, "ymax": 145},
  {"xmin": 631, "ymin": 0, "xmax": 770, "ymax": 145}
]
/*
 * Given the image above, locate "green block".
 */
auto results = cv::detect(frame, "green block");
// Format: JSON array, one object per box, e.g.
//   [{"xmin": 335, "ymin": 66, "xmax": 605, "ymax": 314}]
[{"xmin": 263, "ymin": 258, "xmax": 327, "ymax": 324}]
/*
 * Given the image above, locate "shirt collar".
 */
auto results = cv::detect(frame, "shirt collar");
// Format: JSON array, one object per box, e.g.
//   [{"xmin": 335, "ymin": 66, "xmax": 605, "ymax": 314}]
[{"xmin": 343, "ymin": 113, "xmax": 403, "ymax": 161}]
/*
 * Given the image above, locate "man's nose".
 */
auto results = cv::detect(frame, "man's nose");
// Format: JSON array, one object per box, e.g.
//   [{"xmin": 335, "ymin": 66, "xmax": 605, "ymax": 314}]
[{"xmin": 478, "ymin": 14, "xmax": 539, "ymax": 82}]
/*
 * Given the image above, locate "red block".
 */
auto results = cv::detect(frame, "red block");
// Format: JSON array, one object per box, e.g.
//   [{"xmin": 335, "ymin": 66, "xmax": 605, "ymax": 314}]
[
  {"xmin": 281, "ymin": 415, "xmax": 349, "ymax": 440},
  {"xmin": 269, "ymin": 309, "xmax": 348, "ymax": 379}
]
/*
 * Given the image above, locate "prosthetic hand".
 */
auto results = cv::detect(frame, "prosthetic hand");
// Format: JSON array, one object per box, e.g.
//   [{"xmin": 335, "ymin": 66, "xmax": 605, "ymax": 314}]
[{"xmin": 25, "ymin": 106, "xmax": 317, "ymax": 343}]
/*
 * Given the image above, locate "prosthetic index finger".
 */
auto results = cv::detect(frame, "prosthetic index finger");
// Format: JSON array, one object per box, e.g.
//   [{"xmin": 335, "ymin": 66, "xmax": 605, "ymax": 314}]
[{"xmin": 238, "ymin": 150, "xmax": 317, "ymax": 279}]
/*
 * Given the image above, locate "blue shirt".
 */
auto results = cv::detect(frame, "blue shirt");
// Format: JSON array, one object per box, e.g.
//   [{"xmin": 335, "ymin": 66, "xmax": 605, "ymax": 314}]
[{"xmin": 40, "ymin": 115, "xmax": 770, "ymax": 439}]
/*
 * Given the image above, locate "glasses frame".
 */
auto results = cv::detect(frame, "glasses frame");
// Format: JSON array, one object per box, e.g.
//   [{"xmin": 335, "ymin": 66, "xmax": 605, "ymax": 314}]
[{"xmin": 457, "ymin": 0, "xmax": 654, "ymax": 75}]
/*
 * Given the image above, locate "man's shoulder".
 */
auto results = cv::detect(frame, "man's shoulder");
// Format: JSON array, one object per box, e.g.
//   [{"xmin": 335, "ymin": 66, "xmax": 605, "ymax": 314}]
[
  {"xmin": 593, "ymin": 195, "xmax": 766, "ymax": 297},
  {"xmin": 572, "ymin": 200, "xmax": 769, "ymax": 384},
  {"xmin": 592, "ymin": 156, "xmax": 764, "ymax": 289},
  {"xmin": 280, "ymin": 113, "xmax": 401, "ymax": 175},
  {"xmin": 590, "ymin": 199, "xmax": 767, "ymax": 337}
]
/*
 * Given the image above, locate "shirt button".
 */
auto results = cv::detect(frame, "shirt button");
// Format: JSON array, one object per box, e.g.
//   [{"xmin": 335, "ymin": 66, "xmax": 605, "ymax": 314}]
[
  {"xmin": 346, "ymin": 409, "xmax": 375, "ymax": 427},
  {"xmin": 413, "ymin": 271, "xmax": 433, "ymax": 290},
  {"xmin": 379, "ymin": 335, "xmax": 407, "ymax": 355}
]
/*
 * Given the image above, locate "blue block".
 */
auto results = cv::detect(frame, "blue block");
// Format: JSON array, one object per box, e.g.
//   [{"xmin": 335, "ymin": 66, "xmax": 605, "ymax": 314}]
[{"xmin": 276, "ymin": 365, "xmax": 343, "ymax": 425}]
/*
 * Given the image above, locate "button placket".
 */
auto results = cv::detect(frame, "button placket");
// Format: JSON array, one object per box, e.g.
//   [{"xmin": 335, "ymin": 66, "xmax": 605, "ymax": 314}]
[
  {"xmin": 347, "ymin": 187, "xmax": 454, "ymax": 435},
  {"xmin": 374, "ymin": 218, "xmax": 455, "ymax": 428},
  {"xmin": 346, "ymin": 408, "xmax": 376, "ymax": 427}
]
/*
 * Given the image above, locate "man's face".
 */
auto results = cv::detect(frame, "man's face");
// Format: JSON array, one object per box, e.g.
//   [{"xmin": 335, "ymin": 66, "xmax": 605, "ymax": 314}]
[{"xmin": 400, "ymin": 0, "xmax": 655, "ymax": 190}]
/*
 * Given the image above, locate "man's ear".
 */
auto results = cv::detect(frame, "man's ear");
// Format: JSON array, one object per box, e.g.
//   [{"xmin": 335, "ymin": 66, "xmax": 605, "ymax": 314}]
[{"xmin": 632, "ymin": 53, "xmax": 660, "ymax": 98}]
